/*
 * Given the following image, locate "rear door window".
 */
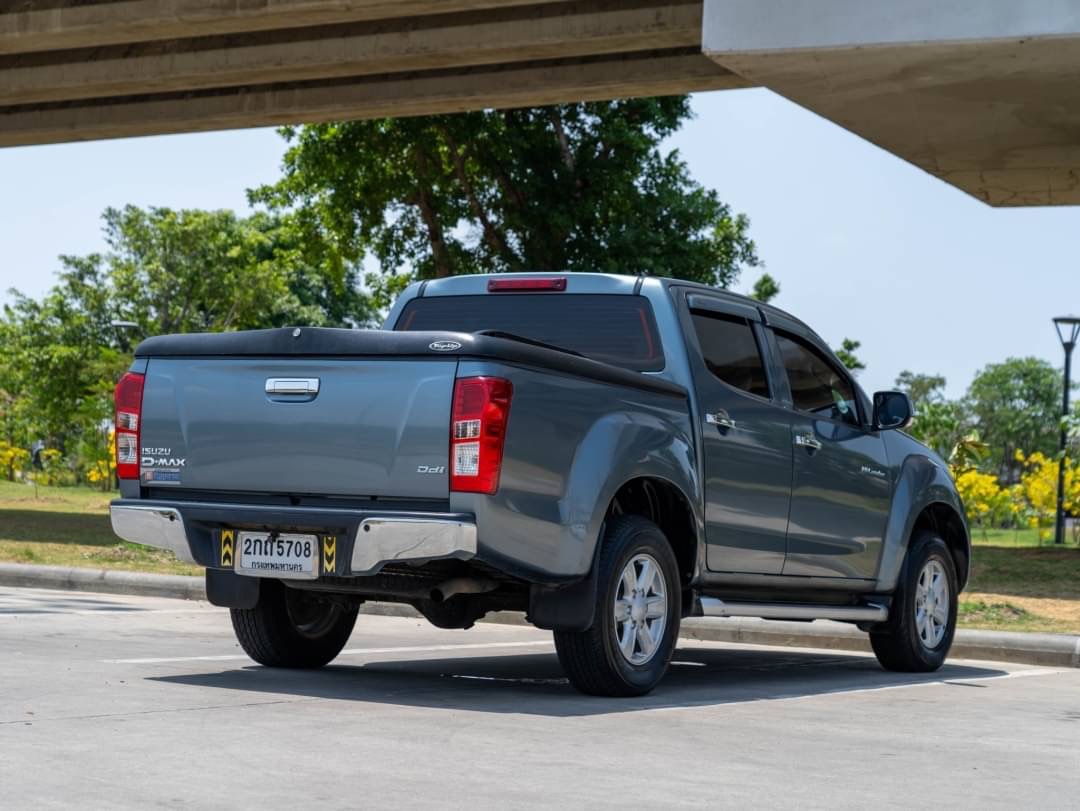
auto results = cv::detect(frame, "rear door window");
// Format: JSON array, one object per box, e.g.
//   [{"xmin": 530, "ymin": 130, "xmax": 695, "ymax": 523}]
[
  {"xmin": 689, "ymin": 311, "xmax": 770, "ymax": 399},
  {"xmin": 395, "ymin": 294, "xmax": 664, "ymax": 371}
]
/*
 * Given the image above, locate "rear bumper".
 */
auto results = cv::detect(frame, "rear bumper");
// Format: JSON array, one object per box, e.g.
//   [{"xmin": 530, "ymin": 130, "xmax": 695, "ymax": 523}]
[
  {"xmin": 110, "ymin": 500, "xmax": 477, "ymax": 575},
  {"xmin": 351, "ymin": 516, "xmax": 476, "ymax": 574},
  {"xmin": 111, "ymin": 504, "xmax": 195, "ymax": 564}
]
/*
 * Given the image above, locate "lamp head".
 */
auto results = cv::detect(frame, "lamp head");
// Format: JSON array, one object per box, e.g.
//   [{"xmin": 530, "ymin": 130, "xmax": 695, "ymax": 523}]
[{"xmin": 1054, "ymin": 316, "xmax": 1080, "ymax": 349}]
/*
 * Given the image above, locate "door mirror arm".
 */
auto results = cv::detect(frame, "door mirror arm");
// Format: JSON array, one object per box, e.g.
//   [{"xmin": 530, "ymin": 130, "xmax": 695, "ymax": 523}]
[{"xmin": 872, "ymin": 391, "xmax": 914, "ymax": 432}]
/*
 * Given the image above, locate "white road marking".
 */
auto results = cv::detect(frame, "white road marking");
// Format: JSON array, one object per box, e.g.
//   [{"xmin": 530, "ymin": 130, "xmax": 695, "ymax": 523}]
[
  {"xmin": 0, "ymin": 608, "xmax": 212, "ymax": 618},
  {"xmin": 448, "ymin": 674, "xmax": 568, "ymax": 685},
  {"xmin": 104, "ymin": 640, "xmax": 554, "ymax": 665}
]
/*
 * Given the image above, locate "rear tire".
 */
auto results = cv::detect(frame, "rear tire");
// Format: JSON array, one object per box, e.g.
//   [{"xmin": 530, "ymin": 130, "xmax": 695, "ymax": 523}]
[
  {"xmin": 870, "ymin": 532, "xmax": 958, "ymax": 672},
  {"xmin": 230, "ymin": 580, "xmax": 358, "ymax": 668},
  {"xmin": 554, "ymin": 516, "xmax": 681, "ymax": 697}
]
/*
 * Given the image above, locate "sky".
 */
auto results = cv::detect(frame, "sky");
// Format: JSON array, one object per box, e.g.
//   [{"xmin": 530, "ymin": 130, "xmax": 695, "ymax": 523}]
[{"xmin": 1, "ymin": 87, "xmax": 1078, "ymax": 399}]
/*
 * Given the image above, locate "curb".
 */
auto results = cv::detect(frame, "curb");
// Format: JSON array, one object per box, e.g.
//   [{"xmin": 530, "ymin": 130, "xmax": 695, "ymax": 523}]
[
  {"xmin": 3, "ymin": 563, "xmax": 1078, "ymax": 669},
  {"xmin": 0, "ymin": 562, "xmax": 205, "ymax": 602}
]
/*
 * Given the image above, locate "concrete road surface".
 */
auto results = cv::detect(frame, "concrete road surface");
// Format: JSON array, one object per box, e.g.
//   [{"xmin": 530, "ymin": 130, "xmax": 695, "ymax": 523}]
[{"xmin": 1, "ymin": 586, "xmax": 1078, "ymax": 809}]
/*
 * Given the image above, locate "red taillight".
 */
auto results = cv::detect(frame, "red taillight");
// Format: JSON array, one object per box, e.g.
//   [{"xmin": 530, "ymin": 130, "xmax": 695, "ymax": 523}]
[
  {"xmin": 450, "ymin": 376, "xmax": 512, "ymax": 494},
  {"xmin": 114, "ymin": 371, "xmax": 145, "ymax": 480},
  {"xmin": 487, "ymin": 277, "xmax": 566, "ymax": 292}
]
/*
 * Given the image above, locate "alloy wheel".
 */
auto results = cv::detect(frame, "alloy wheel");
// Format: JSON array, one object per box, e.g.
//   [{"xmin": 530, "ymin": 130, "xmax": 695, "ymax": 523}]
[
  {"xmin": 914, "ymin": 559, "xmax": 949, "ymax": 649},
  {"xmin": 612, "ymin": 553, "xmax": 668, "ymax": 665}
]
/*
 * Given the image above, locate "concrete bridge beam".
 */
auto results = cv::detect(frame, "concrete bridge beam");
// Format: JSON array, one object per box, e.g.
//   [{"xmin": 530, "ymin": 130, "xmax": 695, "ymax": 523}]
[{"xmin": 703, "ymin": 0, "xmax": 1080, "ymax": 206}]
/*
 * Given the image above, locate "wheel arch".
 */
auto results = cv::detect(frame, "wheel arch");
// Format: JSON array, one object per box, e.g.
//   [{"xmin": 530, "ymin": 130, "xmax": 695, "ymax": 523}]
[
  {"xmin": 875, "ymin": 453, "xmax": 971, "ymax": 593},
  {"xmin": 605, "ymin": 475, "xmax": 700, "ymax": 593},
  {"xmin": 911, "ymin": 501, "xmax": 971, "ymax": 591},
  {"xmin": 528, "ymin": 472, "xmax": 701, "ymax": 632}
]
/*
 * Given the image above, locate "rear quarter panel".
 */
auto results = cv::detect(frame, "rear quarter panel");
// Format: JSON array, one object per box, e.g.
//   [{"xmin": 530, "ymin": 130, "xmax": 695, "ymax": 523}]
[{"xmin": 451, "ymin": 360, "xmax": 699, "ymax": 582}]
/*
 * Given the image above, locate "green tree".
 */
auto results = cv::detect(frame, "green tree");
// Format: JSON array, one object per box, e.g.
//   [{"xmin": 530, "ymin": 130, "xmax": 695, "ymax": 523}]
[
  {"xmin": 252, "ymin": 98, "xmax": 759, "ymax": 287},
  {"xmin": 894, "ymin": 370, "xmax": 947, "ymax": 409},
  {"xmin": 1068, "ymin": 402, "xmax": 1080, "ymax": 453},
  {"xmin": 834, "ymin": 338, "xmax": 866, "ymax": 375},
  {"xmin": 0, "ymin": 205, "xmax": 371, "ymax": 484},
  {"xmin": 750, "ymin": 273, "xmax": 780, "ymax": 304},
  {"xmin": 893, "ymin": 370, "xmax": 970, "ymax": 456},
  {"xmin": 0, "ymin": 321, "xmax": 33, "ymax": 479},
  {"xmin": 966, "ymin": 357, "xmax": 1062, "ymax": 480},
  {"xmin": 2, "ymin": 260, "xmax": 127, "ymax": 475},
  {"xmin": 907, "ymin": 400, "xmax": 970, "ymax": 459},
  {"xmin": 103, "ymin": 206, "xmax": 369, "ymax": 336}
]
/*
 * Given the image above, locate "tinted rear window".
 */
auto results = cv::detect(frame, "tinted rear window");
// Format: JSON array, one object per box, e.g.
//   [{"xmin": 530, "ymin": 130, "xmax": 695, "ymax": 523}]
[
  {"xmin": 690, "ymin": 311, "xmax": 770, "ymax": 399},
  {"xmin": 395, "ymin": 294, "xmax": 664, "ymax": 371}
]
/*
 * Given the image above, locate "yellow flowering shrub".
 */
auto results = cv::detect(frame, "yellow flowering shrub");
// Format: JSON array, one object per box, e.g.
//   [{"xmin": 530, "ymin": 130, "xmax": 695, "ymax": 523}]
[
  {"xmin": 86, "ymin": 430, "xmax": 117, "ymax": 489},
  {"xmin": 954, "ymin": 469, "xmax": 1014, "ymax": 527},
  {"xmin": 86, "ymin": 460, "xmax": 113, "ymax": 485},
  {"xmin": 0, "ymin": 441, "xmax": 30, "ymax": 481},
  {"xmin": 32, "ymin": 448, "xmax": 67, "ymax": 486},
  {"xmin": 1016, "ymin": 451, "xmax": 1080, "ymax": 530}
]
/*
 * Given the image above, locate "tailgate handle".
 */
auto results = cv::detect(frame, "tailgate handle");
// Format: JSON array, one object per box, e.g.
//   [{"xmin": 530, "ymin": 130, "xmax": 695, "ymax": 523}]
[{"xmin": 265, "ymin": 378, "xmax": 320, "ymax": 395}]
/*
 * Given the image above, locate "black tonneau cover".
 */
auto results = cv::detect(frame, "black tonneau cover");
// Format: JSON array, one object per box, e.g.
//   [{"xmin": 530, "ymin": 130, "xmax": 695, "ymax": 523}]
[{"xmin": 134, "ymin": 328, "xmax": 686, "ymax": 399}]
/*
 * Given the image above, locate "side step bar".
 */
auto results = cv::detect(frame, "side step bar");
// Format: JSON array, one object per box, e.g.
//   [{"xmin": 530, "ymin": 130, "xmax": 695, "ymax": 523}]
[{"xmin": 698, "ymin": 598, "xmax": 888, "ymax": 623}]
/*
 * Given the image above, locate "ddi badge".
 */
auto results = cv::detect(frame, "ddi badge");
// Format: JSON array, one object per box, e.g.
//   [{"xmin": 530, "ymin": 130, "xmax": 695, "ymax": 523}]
[
  {"xmin": 220, "ymin": 529, "xmax": 235, "ymax": 567},
  {"xmin": 322, "ymin": 535, "xmax": 336, "ymax": 574}
]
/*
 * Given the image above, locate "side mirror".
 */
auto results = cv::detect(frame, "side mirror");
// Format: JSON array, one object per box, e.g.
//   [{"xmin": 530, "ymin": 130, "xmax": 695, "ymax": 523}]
[{"xmin": 872, "ymin": 391, "xmax": 913, "ymax": 431}]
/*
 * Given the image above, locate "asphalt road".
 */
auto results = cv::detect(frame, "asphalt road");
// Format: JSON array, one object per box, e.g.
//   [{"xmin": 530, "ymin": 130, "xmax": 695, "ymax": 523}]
[{"xmin": 2, "ymin": 587, "xmax": 1078, "ymax": 809}]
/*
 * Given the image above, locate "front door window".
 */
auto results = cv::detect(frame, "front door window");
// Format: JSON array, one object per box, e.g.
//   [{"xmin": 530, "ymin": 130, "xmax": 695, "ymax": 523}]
[{"xmin": 774, "ymin": 332, "xmax": 860, "ymax": 426}]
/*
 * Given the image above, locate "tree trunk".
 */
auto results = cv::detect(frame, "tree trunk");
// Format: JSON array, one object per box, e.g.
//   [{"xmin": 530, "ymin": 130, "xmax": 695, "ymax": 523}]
[
  {"xmin": 547, "ymin": 108, "xmax": 576, "ymax": 173},
  {"xmin": 411, "ymin": 147, "xmax": 453, "ymax": 278},
  {"xmin": 439, "ymin": 127, "xmax": 520, "ymax": 270}
]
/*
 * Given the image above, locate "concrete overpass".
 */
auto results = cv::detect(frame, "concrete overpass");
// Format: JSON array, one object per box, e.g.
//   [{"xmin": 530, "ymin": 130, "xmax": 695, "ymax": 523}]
[{"xmin": 2, "ymin": 0, "xmax": 1079, "ymax": 206}]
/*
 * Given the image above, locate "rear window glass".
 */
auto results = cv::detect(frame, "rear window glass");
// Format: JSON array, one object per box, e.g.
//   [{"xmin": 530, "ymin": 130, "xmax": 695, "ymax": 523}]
[
  {"xmin": 690, "ymin": 311, "xmax": 770, "ymax": 399},
  {"xmin": 395, "ymin": 294, "xmax": 664, "ymax": 371}
]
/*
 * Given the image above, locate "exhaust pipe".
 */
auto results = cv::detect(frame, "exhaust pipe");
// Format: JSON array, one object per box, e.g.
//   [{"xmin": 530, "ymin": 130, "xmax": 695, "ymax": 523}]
[{"xmin": 429, "ymin": 577, "xmax": 498, "ymax": 603}]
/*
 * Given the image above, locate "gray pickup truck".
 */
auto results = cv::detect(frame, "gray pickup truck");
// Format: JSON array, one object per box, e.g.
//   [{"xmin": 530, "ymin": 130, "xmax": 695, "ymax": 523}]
[{"xmin": 111, "ymin": 273, "xmax": 969, "ymax": 696}]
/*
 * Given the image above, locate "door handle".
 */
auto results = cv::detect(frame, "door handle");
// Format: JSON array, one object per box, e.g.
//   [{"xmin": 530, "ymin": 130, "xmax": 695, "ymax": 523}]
[
  {"xmin": 794, "ymin": 434, "xmax": 822, "ymax": 451},
  {"xmin": 706, "ymin": 412, "xmax": 736, "ymax": 431},
  {"xmin": 265, "ymin": 378, "xmax": 320, "ymax": 395}
]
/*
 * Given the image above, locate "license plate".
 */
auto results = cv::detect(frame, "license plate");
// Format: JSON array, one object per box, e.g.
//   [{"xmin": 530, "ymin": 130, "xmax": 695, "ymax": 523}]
[{"xmin": 235, "ymin": 532, "xmax": 319, "ymax": 580}]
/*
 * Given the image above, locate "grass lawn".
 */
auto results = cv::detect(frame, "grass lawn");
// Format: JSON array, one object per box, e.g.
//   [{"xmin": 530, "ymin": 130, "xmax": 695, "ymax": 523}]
[
  {"xmin": 0, "ymin": 480, "xmax": 199, "ymax": 576},
  {"xmin": 1, "ymin": 481, "xmax": 1079, "ymax": 634},
  {"xmin": 962, "ymin": 527, "xmax": 1080, "ymax": 634}
]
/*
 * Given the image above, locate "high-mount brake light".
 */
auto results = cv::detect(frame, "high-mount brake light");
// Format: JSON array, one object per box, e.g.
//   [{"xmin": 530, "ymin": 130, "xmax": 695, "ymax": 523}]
[
  {"xmin": 449, "ymin": 376, "xmax": 512, "ymax": 494},
  {"xmin": 487, "ymin": 278, "xmax": 567, "ymax": 292},
  {"xmin": 114, "ymin": 371, "xmax": 145, "ymax": 480}
]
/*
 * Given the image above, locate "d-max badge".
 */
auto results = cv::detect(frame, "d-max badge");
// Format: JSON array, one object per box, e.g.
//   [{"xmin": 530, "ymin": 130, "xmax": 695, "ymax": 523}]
[{"xmin": 429, "ymin": 340, "xmax": 462, "ymax": 352}]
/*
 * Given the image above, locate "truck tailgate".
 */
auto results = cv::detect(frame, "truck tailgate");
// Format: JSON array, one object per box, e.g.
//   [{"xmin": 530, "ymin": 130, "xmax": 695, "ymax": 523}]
[{"xmin": 139, "ymin": 358, "xmax": 455, "ymax": 498}]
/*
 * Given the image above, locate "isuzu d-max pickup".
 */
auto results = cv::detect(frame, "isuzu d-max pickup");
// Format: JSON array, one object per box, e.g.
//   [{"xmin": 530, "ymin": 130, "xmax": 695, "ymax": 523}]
[{"xmin": 111, "ymin": 273, "xmax": 969, "ymax": 696}]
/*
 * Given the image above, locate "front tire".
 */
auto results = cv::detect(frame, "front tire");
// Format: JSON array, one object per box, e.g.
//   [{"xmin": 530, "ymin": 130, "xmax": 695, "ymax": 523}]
[
  {"xmin": 230, "ymin": 580, "xmax": 358, "ymax": 668},
  {"xmin": 554, "ymin": 516, "xmax": 681, "ymax": 697},
  {"xmin": 870, "ymin": 532, "xmax": 958, "ymax": 672}
]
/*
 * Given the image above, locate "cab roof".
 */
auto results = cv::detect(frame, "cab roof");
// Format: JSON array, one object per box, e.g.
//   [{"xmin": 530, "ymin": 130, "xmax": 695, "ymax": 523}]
[{"xmin": 412, "ymin": 272, "xmax": 818, "ymax": 340}]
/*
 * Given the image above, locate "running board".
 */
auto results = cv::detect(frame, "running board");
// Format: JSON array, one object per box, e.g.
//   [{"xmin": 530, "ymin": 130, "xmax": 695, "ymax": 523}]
[{"xmin": 697, "ymin": 598, "xmax": 888, "ymax": 623}]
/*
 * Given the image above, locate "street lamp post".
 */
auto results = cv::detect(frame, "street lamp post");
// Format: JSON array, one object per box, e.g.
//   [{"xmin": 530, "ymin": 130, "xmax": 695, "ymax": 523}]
[
  {"xmin": 1053, "ymin": 316, "xmax": 1080, "ymax": 546},
  {"xmin": 109, "ymin": 320, "xmax": 139, "ymax": 353}
]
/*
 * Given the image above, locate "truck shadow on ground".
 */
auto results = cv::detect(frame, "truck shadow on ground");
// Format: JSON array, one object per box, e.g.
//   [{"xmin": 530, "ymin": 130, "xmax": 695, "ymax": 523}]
[{"xmin": 153, "ymin": 646, "xmax": 1008, "ymax": 717}]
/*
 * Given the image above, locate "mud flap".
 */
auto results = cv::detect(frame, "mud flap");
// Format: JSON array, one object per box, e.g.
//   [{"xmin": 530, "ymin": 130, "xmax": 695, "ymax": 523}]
[
  {"xmin": 206, "ymin": 568, "xmax": 260, "ymax": 609},
  {"xmin": 527, "ymin": 564, "xmax": 600, "ymax": 632}
]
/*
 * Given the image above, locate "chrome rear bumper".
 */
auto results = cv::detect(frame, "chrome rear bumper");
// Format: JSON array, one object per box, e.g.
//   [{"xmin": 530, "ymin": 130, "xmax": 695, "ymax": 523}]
[
  {"xmin": 110, "ymin": 504, "xmax": 195, "ymax": 564},
  {"xmin": 351, "ymin": 517, "xmax": 477, "ymax": 574},
  {"xmin": 109, "ymin": 503, "xmax": 477, "ymax": 574}
]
